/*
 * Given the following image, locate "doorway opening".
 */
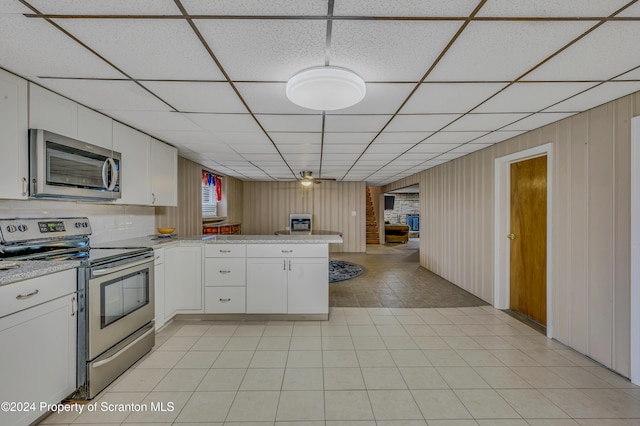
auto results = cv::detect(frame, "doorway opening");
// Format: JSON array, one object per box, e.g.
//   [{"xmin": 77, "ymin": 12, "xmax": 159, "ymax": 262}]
[
  {"xmin": 494, "ymin": 143, "xmax": 554, "ymax": 338},
  {"xmin": 383, "ymin": 184, "xmax": 420, "ymax": 247}
]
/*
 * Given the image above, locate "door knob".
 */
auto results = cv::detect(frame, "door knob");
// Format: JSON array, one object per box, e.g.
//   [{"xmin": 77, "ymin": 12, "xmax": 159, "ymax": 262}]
[{"xmin": 507, "ymin": 233, "xmax": 516, "ymax": 240}]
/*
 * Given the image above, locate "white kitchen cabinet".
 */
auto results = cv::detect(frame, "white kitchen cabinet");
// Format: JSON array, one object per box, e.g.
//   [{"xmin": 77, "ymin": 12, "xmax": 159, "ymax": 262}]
[
  {"xmin": 204, "ymin": 243, "xmax": 246, "ymax": 313},
  {"xmin": 154, "ymin": 248, "xmax": 166, "ymax": 329},
  {"xmin": 77, "ymin": 105, "xmax": 113, "ymax": 150},
  {"xmin": 165, "ymin": 245, "xmax": 203, "ymax": 317},
  {"xmin": 0, "ymin": 270, "xmax": 77, "ymax": 426},
  {"xmin": 29, "ymin": 84, "xmax": 78, "ymax": 138},
  {"xmin": 0, "ymin": 69, "xmax": 28, "ymax": 200},
  {"xmin": 246, "ymin": 243, "xmax": 329, "ymax": 315},
  {"xmin": 246, "ymin": 257, "xmax": 288, "ymax": 313},
  {"xmin": 150, "ymin": 138, "xmax": 177, "ymax": 206},
  {"xmin": 113, "ymin": 121, "xmax": 151, "ymax": 205}
]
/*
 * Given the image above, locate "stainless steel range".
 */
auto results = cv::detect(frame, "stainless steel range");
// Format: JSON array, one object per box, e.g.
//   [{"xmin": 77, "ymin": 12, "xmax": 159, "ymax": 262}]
[{"xmin": 0, "ymin": 217, "xmax": 155, "ymax": 400}]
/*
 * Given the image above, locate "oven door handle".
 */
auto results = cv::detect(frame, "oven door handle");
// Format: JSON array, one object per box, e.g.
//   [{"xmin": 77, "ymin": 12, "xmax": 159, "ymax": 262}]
[
  {"xmin": 92, "ymin": 257, "xmax": 153, "ymax": 276},
  {"xmin": 92, "ymin": 325, "xmax": 155, "ymax": 369}
]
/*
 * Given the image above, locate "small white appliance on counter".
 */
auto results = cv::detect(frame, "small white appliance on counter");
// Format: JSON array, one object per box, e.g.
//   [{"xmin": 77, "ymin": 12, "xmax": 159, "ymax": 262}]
[{"xmin": 290, "ymin": 213, "xmax": 312, "ymax": 233}]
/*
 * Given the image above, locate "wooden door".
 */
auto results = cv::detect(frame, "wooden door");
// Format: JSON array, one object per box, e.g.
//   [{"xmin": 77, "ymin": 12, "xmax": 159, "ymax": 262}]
[{"xmin": 509, "ymin": 155, "xmax": 547, "ymax": 325}]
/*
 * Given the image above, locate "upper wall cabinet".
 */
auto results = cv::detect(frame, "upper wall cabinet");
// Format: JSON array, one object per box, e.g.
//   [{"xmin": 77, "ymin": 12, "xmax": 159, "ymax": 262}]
[
  {"xmin": 0, "ymin": 69, "xmax": 28, "ymax": 200},
  {"xmin": 113, "ymin": 122, "xmax": 151, "ymax": 205},
  {"xmin": 113, "ymin": 123, "xmax": 178, "ymax": 206},
  {"xmin": 150, "ymin": 138, "xmax": 178, "ymax": 206},
  {"xmin": 29, "ymin": 84, "xmax": 78, "ymax": 138},
  {"xmin": 77, "ymin": 105, "xmax": 113, "ymax": 150}
]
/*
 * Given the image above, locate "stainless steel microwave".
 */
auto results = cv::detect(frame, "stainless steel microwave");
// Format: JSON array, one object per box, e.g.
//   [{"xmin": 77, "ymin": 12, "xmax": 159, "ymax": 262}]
[{"xmin": 29, "ymin": 129, "xmax": 121, "ymax": 201}]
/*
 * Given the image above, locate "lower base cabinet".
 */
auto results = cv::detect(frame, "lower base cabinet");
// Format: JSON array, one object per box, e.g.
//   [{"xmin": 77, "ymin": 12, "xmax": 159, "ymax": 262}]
[
  {"xmin": 246, "ymin": 258, "xmax": 288, "ymax": 313},
  {"xmin": 164, "ymin": 245, "xmax": 203, "ymax": 319},
  {"xmin": 0, "ymin": 293, "xmax": 76, "ymax": 426}
]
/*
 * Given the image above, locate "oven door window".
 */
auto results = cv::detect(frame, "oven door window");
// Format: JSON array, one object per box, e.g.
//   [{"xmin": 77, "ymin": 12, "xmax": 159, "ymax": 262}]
[{"xmin": 101, "ymin": 269, "xmax": 149, "ymax": 328}]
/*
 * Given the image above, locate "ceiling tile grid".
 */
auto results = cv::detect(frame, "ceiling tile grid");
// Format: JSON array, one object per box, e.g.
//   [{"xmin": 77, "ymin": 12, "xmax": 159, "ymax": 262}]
[{"xmin": 1, "ymin": 0, "xmax": 639, "ymax": 184}]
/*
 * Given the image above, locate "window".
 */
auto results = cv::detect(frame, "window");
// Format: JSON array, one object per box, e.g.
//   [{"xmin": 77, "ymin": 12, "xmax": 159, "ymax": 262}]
[{"xmin": 202, "ymin": 171, "xmax": 222, "ymax": 218}]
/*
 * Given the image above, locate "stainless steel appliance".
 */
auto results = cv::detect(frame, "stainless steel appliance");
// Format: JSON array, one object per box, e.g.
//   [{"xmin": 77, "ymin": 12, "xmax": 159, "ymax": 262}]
[
  {"xmin": 29, "ymin": 129, "xmax": 121, "ymax": 201},
  {"xmin": 290, "ymin": 213, "xmax": 312, "ymax": 233},
  {"xmin": 0, "ymin": 217, "xmax": 154, "ymax": 400}
]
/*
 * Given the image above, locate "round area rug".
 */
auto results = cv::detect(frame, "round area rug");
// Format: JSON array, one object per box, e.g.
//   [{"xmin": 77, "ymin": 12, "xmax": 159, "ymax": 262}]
[{"xmin": 329, "ymin": 259, "xmax": 364, "ymax": 283}]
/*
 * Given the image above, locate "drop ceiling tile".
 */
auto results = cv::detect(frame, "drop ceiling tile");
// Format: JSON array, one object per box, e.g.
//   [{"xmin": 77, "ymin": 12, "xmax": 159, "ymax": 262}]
[
  {"xmin": 257, "ymin": 115, "xmax": 322, "ymax": 132},
  {"xmin": 28, "ymin": 0, "xmax": 180, "ymax": 14},
  {"xmin": 38, "ymin": 79, "xmax": 170, "ymax": 112},
  {"xmin": 334, "ymin": 83, "xmax": 415, "ymax": 115},
  {"xmin": 408, "ymin": 143, "xmax": 459, "ymax": 154},
  {"xmin": 500, "ymin": 112, "xmax": 576, "ymax": 131},
  {"xmin": 617, "ymin": 2, "xmax": 640, "ymax": 17},
  {"xmin": 427, "ymin": 21, "xmax": 593, "ymax": 81},
  {"xmin": 196, "ymin": 19, "xmax": 326, "ymax": 81},
  {"xmin": 477, "ymin": 0, "xmax": 629, "ymax": 17},
  {"xmin": 359, "ymin": 153, "xmax": 397, "ymax": 161},
  {"xmin": 0, "ymin": 15, "xmax": 122, "ymax": 80},
  {"xmin": 107, "ymin": 110, "xmax": 202, "ymax": 131},
  {"xmin": 230, "ymin": 143, "xmax": 279, "ymax": 154},
  {"xmin": 448, "ymin": 143, "xmax": 493, "ymax": 154},
  {"xmin": 214, "ymin": 131, "xmax": 273, "ymax": 145},
  {"xmin": 469, "ymin": 131, "xmax": 526, "ymax": 145},
  {"xmin": 324, "ymin": 115, "xmax": 391, "ymax": 132},
  {"xmin": 0, "ymin": 0, "xmax": 30, "ymax": 13},
  {"xmin": 324, "ymin": 133, "xmax": 377, "ymax": 144},
  {"xmin": 525, "ymin": 22, "xmax": 640, "ymax": 81},
  {"xmin": 278, "ymin": 144, "xmax": 322, "ymax": 154},
  {"xmin": 182, "ymin": 0, "xmax": 327, "ymax": 15},
  {"xmin": 57, "ymin": 19, "xmax": 223, "ymax": 80},
  {"xmin": 334, "ymin": 0, "xmax": 478, "ymax": 16},
  {"xmin": 435, "ymin": 152, "xmax": 465, "ymax": 161},
  {"xmin": 443, "ymin": 113, "xmax": 529, "ymax": 131},
  {"xmin": 422, "ymin": 131, "xmax": 488, "ymax": 144},
  {"xmin": 270, "ymin": 132, "xmax": 322, "ymax": 144},
  {"xmin": 149, "ymin": 130, "xmax": 220, "ymax": 145},
  {"xmin": 141, "ymin": 82, "xmax": 246, "ymax": 113},
  {"xmin": 389, "ymin": 157, "xmax": 427, "ymax": 166},
  {"xmin": 323, "ymin": 144, "xmax": 366, "ymax": 154},
  {"xmin": 386, "ymin": 114, "xmax": 460, "ymax": 131},
  {"xmin": 402, "ymin": 83, "xmax": 507, "ymax": 114},
  {"xmin": 187, "ymin": 113, "xmax": 263, "ymax": 133},
  {"xmin": 365, "ymin": 143, "xmax": 414, "ymax": 154},
  {"xmin": 239, "ymin": 153, "xmax": 282, "ymax": 162},
  {"xmin": 374, "ymin": 132, "xmax": 432, "ymax": 144},
  {"xmin": 544, "ymin": 82, "xmax": 640, "ymax": 112},
  {"xmin": 474, "ymin": 82, "xmax": 599, "ymax": 113},
  {"xmin": 331, "ymin": 20, "xmax": 462, "ymax": 81},
  {"xmin": 236, "ymin": 83, "xmax": 311, "ymax": 114},
  {"xmin": 322, "ymin": 154, "xmax": 360, "ymax": 162},
  {"xmin": 614, "ymin": 67, "xmax": 640, "ymax": 80},
  {"xmin": 182, "ymin": 143, "xmax": 237, "ymax": 155}
]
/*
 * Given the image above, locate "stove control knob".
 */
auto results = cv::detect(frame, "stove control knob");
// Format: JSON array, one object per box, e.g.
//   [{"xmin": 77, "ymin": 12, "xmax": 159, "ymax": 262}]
[
  {"xmin": 6, "ymin": 225, "xmax": 17, "ymax": 233},
  {"xmin": 83, "ymin": 222, "xmax": 88, "ymax": 228},
  {"xmin": 17, "ymin": 224, "xmax": 28, "ymax": 232},
  {"xmin": 74, "ymin": 222, "xmax": 80, "ymax": 228}
]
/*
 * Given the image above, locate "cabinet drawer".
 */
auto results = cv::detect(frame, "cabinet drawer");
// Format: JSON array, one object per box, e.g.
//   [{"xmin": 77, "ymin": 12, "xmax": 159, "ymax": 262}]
[
  {"xmin": 204, "ymin": 258, "xmax": 246, "ymax": 286},
  {"xmin": 205, "ymin": 287, "xmax": 245, "ymax": 313},
  {"xmin": 0, "ymin": 269, "xmax": 76, "ymax": 318},
  {"xmin": 246, "ymin": 243, "xmax": 327, "ymax": 258},
  {"xmin": 205, "ymin": 244, "xmax": 246, "ymax": 258}
]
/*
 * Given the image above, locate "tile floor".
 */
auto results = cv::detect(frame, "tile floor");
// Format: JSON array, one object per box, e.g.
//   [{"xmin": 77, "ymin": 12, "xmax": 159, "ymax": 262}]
[{"xmin": 40, "ymin": 306, "xmax": 640, "ymax": 425}]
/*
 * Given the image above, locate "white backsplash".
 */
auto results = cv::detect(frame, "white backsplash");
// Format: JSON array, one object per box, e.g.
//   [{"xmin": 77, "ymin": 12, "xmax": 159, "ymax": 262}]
[{"xmin": 0, "ymin": 199, "xmax": 155, "ymax": 244}]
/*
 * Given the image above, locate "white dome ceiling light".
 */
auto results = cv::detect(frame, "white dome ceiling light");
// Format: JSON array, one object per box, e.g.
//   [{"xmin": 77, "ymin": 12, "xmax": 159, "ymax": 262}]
[{"xmin": 286, "ymin": 66, "xmax": 366, "ymax": 111}]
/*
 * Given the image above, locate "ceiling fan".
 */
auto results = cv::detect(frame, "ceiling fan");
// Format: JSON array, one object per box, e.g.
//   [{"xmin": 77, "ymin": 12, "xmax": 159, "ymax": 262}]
[{"xmin": 299, "ymin": 171, "xmax": 336, "ymax": 186}]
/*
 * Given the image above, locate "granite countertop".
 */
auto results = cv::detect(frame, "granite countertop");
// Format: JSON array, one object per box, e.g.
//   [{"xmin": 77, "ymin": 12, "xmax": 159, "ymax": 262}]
[
  {"xmin": 92, "ymin": 233, "xmax": 343, "ymax": 249},
  {"xmin": 0, "ymin": 260, "xmax": 80, "ymax": 286}
]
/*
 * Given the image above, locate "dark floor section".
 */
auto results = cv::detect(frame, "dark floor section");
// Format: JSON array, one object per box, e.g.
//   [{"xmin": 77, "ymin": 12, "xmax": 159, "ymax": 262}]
[{"xmin": 329, "ymin": 240, "xmax": 489, "ymax": 308}]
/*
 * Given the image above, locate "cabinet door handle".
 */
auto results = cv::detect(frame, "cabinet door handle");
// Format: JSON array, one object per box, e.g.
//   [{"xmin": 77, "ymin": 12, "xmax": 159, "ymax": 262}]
[
  {"xmin": 152, "ymin": 193, "xmax": 156, "ymax": 204},
  {"xmin": 22, "ymin": 177, "xmax": 28, "ymax": 196},
  {"xmin": 219, "ymin": 249, "xmax": 231, "ymax": 253},
  {"xmin": 283, "ymin": 259, "xmax": 286, "ymax": 270},
  {"xmin": 219, "ymin": 270, "xmax": 231, "ymax": 274},
  {"xmin": 71, "ymin": 296, "xmax": 77, "ymax": 317},
  {"xmin": 219, "ymin": 298, "xmax": 231, "ymax": 302},
  {"xmin": 16, "ymin": 289, "xmax": 39, "ymax": 300},
  {"xmin": 281, "ymin": 249, "xmax": 293, "ymax": 254},
  {"xmin": 288, "ymin": 259, "xmax": 291, "ymax": 271}
]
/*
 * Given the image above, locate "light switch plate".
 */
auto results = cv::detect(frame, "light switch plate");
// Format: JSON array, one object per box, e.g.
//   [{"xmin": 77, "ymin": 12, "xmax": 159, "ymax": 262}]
[{"xmin": 351, "ymin": 211, "xmax": 356, "ymax": 216}]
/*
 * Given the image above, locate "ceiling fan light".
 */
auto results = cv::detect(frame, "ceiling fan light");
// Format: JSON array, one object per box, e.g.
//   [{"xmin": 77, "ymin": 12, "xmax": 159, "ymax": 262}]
[
  {"xmin": 300, "ymin": 180, "xmax": 313, "ymax": 187},
  {"xmin": 286, "ymin": 66, "xmax": 366, "ymax": 111}
]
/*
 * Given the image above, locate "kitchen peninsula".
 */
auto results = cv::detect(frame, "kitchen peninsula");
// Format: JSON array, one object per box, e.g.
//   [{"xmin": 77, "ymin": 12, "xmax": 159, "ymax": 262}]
[{"xmin": 98, "ymin": 233, "xmax": 343, "ymax": 327}]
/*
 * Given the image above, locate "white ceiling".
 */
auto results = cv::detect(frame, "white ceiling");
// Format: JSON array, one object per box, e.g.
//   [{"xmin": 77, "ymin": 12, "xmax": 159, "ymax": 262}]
[{"xmin": 1, "ymin": 0, "xmax": 639, "ymax": 185}]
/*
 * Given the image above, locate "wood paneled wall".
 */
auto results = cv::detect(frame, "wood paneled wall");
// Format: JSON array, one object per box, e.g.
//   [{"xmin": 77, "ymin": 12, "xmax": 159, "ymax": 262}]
[
  {"xmin": 242, "ymin": 181, "xmax": 366, "ymax": 252},
  {"xmin": 156, "ymin": 156, "xmax": 244, "ymax": 236},
  {"xmin": 383, "ymin": 91, "xmax": 640, "ymax": 378}
]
